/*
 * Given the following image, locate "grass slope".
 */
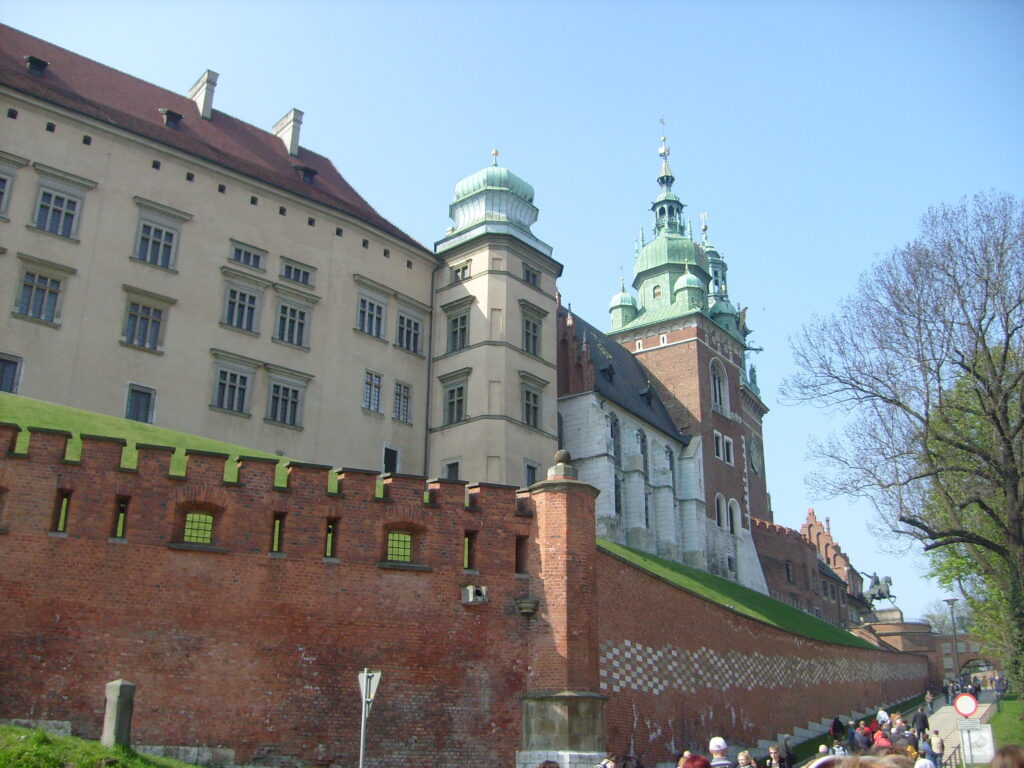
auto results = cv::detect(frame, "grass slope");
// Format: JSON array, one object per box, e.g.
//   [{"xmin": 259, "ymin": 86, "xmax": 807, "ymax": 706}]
[
  {"xmin": 989, "ymin": 694, "xmax": 1024, "ymax": 749},
  {"xmin": 0, "ymin": 392, "xmax": 293, "ymax": 483},
  {"xmin": 598, "ymin": 539, "xmax": 875, "ymax": 649},
  {"xmin": 0, "ymin": 726, "xmax": 199, "ymax": 768}
]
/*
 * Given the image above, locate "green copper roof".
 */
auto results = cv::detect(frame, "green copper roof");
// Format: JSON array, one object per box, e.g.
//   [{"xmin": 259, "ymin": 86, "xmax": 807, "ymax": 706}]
[
  {"xmin": 609, "ymin": 288, "xmax": 638, "ymax": 309},
  {"xmin": 634, "ymin": 231, "xmax": 703, "ymax": 276},
  {"xmin": 674, "ymin": 271, "xmax": 705, "ymax": 292},
  {"xmin": 453, "ymin": 163, "xmax": 534, "ymax": 204}
]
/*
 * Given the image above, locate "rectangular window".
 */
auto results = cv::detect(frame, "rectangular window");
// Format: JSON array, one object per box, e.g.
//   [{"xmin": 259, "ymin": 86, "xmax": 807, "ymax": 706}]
[
  {"xmin": 18, "ymin": 271, "xmax": 61, "ymax": 322},
  {"xmin": 448, "ymin": 312, "xmax": 468, "ymax": 352},
  {"xmin": 386, "ymin": 530, "xmax": 413, "ymax": 562},
  {"xmin": 523, "ymin": 388, "xmax": 540, "ymax": 428},
  {"xmin": 713, "ymin": 431, "xmax": 723, "ymax": 459},
  {"xmin": 53, "ymin": 490, "xmax": 71, "ymax": 532},
  {"xmin": 0, "ymin": 175, "xmax": 10, "ymax": 215},
  {"xmin": 112, "ymin": 496, "xmax": 129, "ymax": 539},
  {"xmin": 183, "ymin": 511, "xmax": 213, "ymax": 544},
  {"xmin": 525, "ymin": 463, "xmax": 539, "ymax": 487},
  {"xmin": 363, "ymin": 371, "xmax": 383, "ymax": 412},
  {"xmin": 137, "ymin": 222, "xmax": 176, "ymax": 268},
  {"xmin": 445, "ymin": 461, "xmax": 460, "ymax": 480},
  {"xmin": 451, "ymin": 263, "xmax": 469, "ymax": 283},
  {"xmin": 445, "ymin": 383, "xmax": 466, "ymax": 424},
  {"xmin": 36, "ymin": 190, "xmax": 79, "ymax": 238},
  {"xmin": 230, "ymin": 244, "xmax": 264, "ymax": 270},
  {"xmin": 523, "ymin": 316, "xmax": 540, "ymax": 356},
  {"xmin": 785, "ymin": 561, "xmax": 794, "ymax": 583},
  {"xmin": 397, "ymin": 314, "xmax": 420, "ymax": 353},
  {"xmin": 126, "ymin": 384, "xmax": 155, "ymax": 423},
  {"xmin": 281, "ymin": 261, "xmax": 313, "ymax": 286},
  {"xmin": 267, "ymin": 382, "xmax": 302, "ymax": 426},
  {"xmin": 215, "ymin": 368, "xmax": 250, "ymax": 413},
  {"xmin": 324, "ymin": 518, "xmax": 339, "ymax": 559},
  {"xmin": 723, "ymin": 436, "xmax": 734, "ymax": 465},
  {"xmin": 393, "ymin": 383, "xmax": 411, "ymax": 422},
  {"xmin": 523, "ymin": 264, "xmax": 539, "ymax": 287},
  {"xmin": 276, "ymin": 303, "xmax": 308, "ymax": 347},
  {"xmin": 357, "ymin": 297, "xmax": 385, "ymax": 337},
  {"xmin": 515, "ymin": 535, "xmax": 529, "ymax": 575},
  {"xmin": 270, "ymin": 512, "xmax": 285, "ymax": 553},
  {"xmin": 123, "ymin": 302, "xmax": 163, "ymax": 350},
  {"xmin": 224, "ymin": 286, "xmax": 258, "ymax": 331},
  {"xmin": 463, "ymin": 531, "xmax": 477, "ymax": 570},
  {"xmin": 0, "ymin": 353, "xmax": 23, "ymax": 393}
]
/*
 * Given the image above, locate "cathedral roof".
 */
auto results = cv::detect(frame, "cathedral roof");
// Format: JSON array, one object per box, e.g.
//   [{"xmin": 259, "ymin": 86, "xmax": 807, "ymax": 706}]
[
  {"xmin": 0, "ymin": 24, "xmax": 428, "ymax": 253},
  {"xmin": 565, "ymin": 313, "xmax": 688, "ymax": 444}
]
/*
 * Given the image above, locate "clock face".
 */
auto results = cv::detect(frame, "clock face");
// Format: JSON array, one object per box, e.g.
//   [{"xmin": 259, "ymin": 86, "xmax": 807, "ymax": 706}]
[{"xmin": 750, "ymin": 438, "xmax": 763, "ymax": 474}]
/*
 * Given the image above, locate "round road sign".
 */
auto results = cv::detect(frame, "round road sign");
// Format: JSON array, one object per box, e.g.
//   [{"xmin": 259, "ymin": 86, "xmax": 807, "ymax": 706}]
[{"xmin": 954, "ymin": 692, "xmax": 979, "ymax": 717}]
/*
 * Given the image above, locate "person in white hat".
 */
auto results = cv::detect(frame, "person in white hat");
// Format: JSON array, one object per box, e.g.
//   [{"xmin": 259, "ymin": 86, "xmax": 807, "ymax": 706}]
[{"xmin": 709, "ymin": 737, "xmax": 733, "ymax": 768}]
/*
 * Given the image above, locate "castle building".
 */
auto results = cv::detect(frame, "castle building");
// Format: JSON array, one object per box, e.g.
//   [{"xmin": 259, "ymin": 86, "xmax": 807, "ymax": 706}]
[
  {"xmin": 0, "ymin": 24, "xmax": 557, "ymax": 486},
  {"xmin": 557, "ymin": 139, "xmax": 768, "ymax": 590}
]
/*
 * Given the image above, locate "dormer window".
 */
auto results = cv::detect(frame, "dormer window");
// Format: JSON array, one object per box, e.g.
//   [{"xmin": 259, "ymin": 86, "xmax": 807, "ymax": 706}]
[
  {"xmin": 25, "ymin": 56, "xmax": 48, "ymax": 75},
  {"xmin": 159, "ymin": 109, "xmax": 183, "ymax": 128},
  {"xmin": 293, "ymin": 165, "xmax": 318, "ymax": 183}
]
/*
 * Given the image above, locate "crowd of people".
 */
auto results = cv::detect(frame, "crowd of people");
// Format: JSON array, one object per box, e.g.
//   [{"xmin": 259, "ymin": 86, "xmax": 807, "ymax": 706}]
[{"xmin": 531, "ymin": 688, "xmax": 1021, "ymax": 768}]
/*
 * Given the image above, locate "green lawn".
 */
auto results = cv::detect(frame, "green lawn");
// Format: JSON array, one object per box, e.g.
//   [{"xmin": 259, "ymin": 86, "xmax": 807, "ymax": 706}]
[
  {"xmin": 0, "ymin": 726, "xmax": 200, "ymax": 768},
  {"xmin": 0, "ymin": 392, "xmax": 294, "ymax": 484},
  {"xmin": 598, "ymin": 539, "xmax": 875, "ymax": 649},
  {"xmin": 989, "ymin": 694, "xmax": 1024, "ymax": 748}
]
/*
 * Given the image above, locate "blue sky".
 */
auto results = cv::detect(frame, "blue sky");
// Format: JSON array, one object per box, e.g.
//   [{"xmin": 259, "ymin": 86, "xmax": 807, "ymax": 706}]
[{"xmin": 5, "ymin": 0, "xmax": 1022, "ymax": 621}]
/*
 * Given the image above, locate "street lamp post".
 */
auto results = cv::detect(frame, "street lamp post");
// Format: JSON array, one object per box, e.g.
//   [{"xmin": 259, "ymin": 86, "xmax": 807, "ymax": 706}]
[{"xmin": 944, "ymin": 597, "xmax": 962, "ymax": 687}]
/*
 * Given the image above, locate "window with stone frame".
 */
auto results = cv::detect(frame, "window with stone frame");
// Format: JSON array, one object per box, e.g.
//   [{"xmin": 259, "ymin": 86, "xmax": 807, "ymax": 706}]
[
  {"xmin": 125, "ymin": 383, "xmax": 156, "ymax": 423},
  {"xmin": 14, "ymin": 254, "xmax": 76, "ymax": 326},
  {"xmin": 396, "ymin": 313, "xmax": 421, "ymax": 354},
  {"xmin": 363, "ymin": 370, "xmax": 383, "ymax": 413},
  {"xmin": 357, "ymin": 295, "xmax": 385, "ymax": 338},
  {"xmin": 210, "ymin": 350, "xmax": 259, "ymax": 415},
  {"xmin": 265, "ymin": 367, "xmax": 310, "ymax": 428},
  {"xmin": 0, "ymin": 352, "xmax": 23, "ymax": 393},
  {"xmin": 132, "ymin": 198, "xmax": 192, "ymax": 270}
]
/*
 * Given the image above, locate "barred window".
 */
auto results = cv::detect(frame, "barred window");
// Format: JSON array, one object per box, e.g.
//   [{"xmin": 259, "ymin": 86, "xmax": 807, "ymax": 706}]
[
  {"xmin": 363, "ymin": 371, "xmax": 382, "ymax": 412},
  {"xmin": 182, "ymin": 512, "xmax": 214, "ymax": 544},
  {"xmin": 358, "ymin": 297, "xmax": 384, "ymax": 337},
  {"xmin": 386, "ymin": 531, "xmax": 413, "ymax": 562},
  {"xmin": 137, "ymin": 223, "xmax": 176, "ymax": 268},
  {"xmin": 36, "ymin": 190, "xmax": 79, "ymax": 237},
  {"xmin": 123, "ymin": 302, "xmax": 163, "ymax": 350},
  {"xmin": 393, "ymin": 383, "xmax": 411, "ymax": 423},
  {"xmin": 397, "ymin": 314, "xmax": 420, "ymax": 353},
  {"xmin": 18, "ymin": 272, "xmax": 61, "ymax": 322}
]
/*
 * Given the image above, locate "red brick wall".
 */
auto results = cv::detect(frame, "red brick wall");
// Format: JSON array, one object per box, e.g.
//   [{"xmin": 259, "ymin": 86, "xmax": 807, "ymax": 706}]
[
  {"xmin": 0, "ymin": 426, "xmax": 537, "ymax": 766},
  {"xmin": 596, "ymin": 549, "xmax": 929, "ymax": 764}
]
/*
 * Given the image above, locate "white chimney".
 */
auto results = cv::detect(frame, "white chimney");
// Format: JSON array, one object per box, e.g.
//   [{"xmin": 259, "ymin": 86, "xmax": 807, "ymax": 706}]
[
  {"xmin": 188, "ymin": 70, "xmax": 219, "ymax": 120},
  {"xmin": 272, "ymin": 108, "xmax": 303, "ymax": 157}
]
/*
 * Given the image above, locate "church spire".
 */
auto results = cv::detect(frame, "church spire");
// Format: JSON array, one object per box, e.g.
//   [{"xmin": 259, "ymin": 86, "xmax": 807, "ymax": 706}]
[{"xmin": 651, "ymin": 130, "xmax": 684, "ymax": 235}]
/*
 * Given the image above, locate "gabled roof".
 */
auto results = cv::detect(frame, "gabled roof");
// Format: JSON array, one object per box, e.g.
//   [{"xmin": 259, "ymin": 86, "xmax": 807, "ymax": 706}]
[
  {"xmin": 0, "ymin": 24, "xmax": 429, "ymax": 254},
  {"xmin": 565, "ymin": 312, "xmax": 688, "ymax": 444}
]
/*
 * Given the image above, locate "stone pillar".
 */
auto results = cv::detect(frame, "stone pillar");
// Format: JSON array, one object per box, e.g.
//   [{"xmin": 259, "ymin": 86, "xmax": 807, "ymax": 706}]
[
  {"xmin": 100, "ymin": 679, "xmax": 135, "ymax": 747},
  {"xmin": 517, "ymin": 450, "xmax": 606, "ymax": 768}
]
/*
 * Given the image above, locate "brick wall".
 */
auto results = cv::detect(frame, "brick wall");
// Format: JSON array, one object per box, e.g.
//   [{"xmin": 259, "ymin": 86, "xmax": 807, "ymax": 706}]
[
  {"xmin": 596, "ymin": 549, "xmax": 929, "ymax": 764},
  {"xmin": 0, "ymin": 425, "xmax": 537, "ymax": 766}
]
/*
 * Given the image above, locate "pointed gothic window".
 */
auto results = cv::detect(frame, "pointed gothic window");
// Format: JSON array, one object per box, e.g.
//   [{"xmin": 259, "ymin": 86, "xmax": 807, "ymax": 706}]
[
  {"xmin": 609, "ymin": 416, "xmax": 622, "ymax": 467},
  {"xmin": 710, "ymin": 359, "xmax": 728, "ymax": 414}
]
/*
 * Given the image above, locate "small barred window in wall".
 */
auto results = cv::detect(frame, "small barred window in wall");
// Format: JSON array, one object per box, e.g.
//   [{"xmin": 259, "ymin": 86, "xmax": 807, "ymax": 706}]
[
  {"xmin": 393, "ymin": 383, "xmax": 411, "ymax": 422},
  {"xmin": 523, "ymin": 316, "xmax": 540, "ymax": 355},
  {"xmin": 445, "ymin": 383, "xmax": 466, "ymax": 424},
  {"xmin": 386, "ymin": 531, "xmax": 412, "ymax": 562},
  {"xmin": 36, "ymin": 190, "xmax": 78, "ymax": 237},
  {"xmin": 225, "ymin": 287, "xmax": 257, "ymax": 331},
  {"xmin": 183, "ymin": 511, "xmax": 214, "ymax": 544},
  {"xmin": 268, "ymin": 383, "xmax": 301, "ymax": 426},
  {"xmin": 358, "ymin": 297, "xmax": 384, "ymax": 337},
  {"xmin": 112, "ymin": 496, "xmax": 129, "ymax": 538},
  {"xmin": 363, "ymin": 371, "xmax": 382, "ymax": 412},
  {"xmin": 19, "ymin": 272, "xmax": 61, "ymax": 322},
  {"xmin": 0, "ymin": 355, "xmax": 21, "ymax": 393},
  {"xmin": 397, "ymin": 315, "xmax": 420, "ymax": 353},
  {"xmin": 216, "ymin": 369, "xmax": 248, "ymax": 412},
  {"xmin": 277, "ymin": 304, "xmax": 307, "ymax": 346},
  {"xmin": 124, "ymin": 302, "xmax": 162, "ymax": 349},
  {"xmin": 138, "ymin": 223, "xmax": 176, "ymax": 267},
  {"xmin": 126, "ymin": 385, "xmax": 154, "ymax": 423},
  {"xmin": 324, "ymin": 518, "xmax": 339, "ymax": 558}
]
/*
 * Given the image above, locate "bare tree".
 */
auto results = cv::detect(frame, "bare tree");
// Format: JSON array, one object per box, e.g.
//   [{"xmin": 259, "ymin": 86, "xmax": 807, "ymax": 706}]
[{"xmin": 781, "ymin": 192, "xmax": 1024, "ymax": 688}]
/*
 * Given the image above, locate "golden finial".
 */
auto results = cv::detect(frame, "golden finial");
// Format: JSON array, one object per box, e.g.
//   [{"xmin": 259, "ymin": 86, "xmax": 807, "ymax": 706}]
[{"xmin": 491, "ymin": 148, "xmax": 499, "ymax": 166}]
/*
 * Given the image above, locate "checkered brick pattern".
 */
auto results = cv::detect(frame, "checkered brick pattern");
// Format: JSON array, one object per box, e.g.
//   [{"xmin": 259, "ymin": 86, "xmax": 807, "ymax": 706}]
[{"xmin": 599, "ymin": 637, "xmax": 923, "ymax": 694}]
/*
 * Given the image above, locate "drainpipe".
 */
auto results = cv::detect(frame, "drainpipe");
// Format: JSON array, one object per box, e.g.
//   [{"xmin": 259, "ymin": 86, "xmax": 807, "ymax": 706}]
[{"xmin": 422, "ymin": 259, "xmax": 443, "ymax": 476}]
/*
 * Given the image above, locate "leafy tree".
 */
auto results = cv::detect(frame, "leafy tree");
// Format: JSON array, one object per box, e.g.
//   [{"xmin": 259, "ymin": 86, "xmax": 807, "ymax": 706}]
[
  {"xmin": 917, "ymin": 597, "xmax": 971, "ymax": 636},
  {"xmin": 781, "ymin": 193, "xmax": 1024, "ymax": 689}
]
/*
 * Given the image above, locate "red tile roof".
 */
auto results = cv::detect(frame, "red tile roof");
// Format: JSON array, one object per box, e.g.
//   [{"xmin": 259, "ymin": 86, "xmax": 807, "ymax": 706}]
[{"xmin": 0, "ymin": 24, "xmax": 429, "ymax": 253}]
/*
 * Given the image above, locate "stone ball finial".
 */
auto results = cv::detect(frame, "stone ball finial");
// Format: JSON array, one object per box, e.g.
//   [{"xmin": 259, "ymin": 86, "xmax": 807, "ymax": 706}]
[{"xmin": 554, "ymin": 449, "xmax": 571, "ymax": 464}]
